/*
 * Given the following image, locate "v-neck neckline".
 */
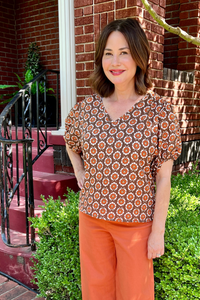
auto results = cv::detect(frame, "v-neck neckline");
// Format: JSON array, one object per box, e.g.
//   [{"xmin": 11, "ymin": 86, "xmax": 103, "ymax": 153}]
[{"xmin": 100, "ymin": 93, "xmax": 148, "ymax": 123}]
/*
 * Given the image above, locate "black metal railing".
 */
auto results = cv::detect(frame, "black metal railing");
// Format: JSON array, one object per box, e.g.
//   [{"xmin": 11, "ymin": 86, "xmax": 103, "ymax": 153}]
[{"xmin": 0, "ymin": 69, "xmax": 60, "ymax": 250}]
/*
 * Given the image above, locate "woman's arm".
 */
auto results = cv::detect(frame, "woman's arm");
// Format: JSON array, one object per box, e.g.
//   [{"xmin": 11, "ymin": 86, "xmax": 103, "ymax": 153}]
[
  {"xmin": 66, "ymin": 145, "xmax": 85, "ymax": 189},
  {"xmin": 147, "ymin": 159, "xmax": 173, "ymax": 259}
]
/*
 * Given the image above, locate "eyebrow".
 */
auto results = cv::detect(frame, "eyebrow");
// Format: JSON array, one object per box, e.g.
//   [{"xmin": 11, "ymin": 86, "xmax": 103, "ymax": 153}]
[{"xmin": 104, "ymin": 47, "xmax": 129, "ymax": 51}]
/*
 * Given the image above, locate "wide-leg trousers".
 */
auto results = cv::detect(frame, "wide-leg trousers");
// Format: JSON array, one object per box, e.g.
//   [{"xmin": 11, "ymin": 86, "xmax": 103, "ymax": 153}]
[{"xmin": 79, "ymin": 211, "xmax": 154, "ymax": 300}]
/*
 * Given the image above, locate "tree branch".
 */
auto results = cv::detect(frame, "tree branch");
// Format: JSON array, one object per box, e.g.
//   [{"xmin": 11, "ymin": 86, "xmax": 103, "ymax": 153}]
[{"xmin": 141, "ymin": 0, "xmax": 200, "ymax": 46}]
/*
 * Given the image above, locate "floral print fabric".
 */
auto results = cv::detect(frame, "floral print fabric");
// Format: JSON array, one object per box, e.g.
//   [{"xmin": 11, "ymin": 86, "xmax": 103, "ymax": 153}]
[{"xmin": 64, "ymin": 91, "xmax": 182, "ymax": 223}]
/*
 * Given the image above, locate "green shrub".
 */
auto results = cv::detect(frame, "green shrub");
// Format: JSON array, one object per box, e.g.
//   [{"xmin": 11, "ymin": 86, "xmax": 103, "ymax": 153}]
[
  {"xmin": 30, "ymin": 170, "xmax": 200, "ymax": 299},
  {"xmin": 30, "ymin": 189, "xmax": 81, "ymax": 300},
  {"xmin": 154, "ymin": 168, "xmax": 200, "ymax": 299}
]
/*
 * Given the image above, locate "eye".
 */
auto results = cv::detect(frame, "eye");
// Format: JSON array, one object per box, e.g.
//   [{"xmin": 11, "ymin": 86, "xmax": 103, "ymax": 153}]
[
  {"xmin": 121, "ymin": 51, "xmax": 128, "ymax": 55},
  {"xmin": 104, "ymin": 52, "xmax": 112, "ymax": 56}
]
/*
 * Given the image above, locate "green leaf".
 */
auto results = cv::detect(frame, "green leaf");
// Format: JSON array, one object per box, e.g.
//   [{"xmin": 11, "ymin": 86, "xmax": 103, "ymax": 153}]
[{"xmin": 0, "ymin": 85, "xmax": 18, "ymax": 89}]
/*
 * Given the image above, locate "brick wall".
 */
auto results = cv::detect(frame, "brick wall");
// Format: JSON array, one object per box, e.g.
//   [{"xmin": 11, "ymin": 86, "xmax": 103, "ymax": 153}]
[
  {"xmin": 0, "ymin": 0, "xmax": 17, "ymax": 107},
  {"xmin": 164, "ymin": 0, "xmax": 180, "ymax": 69},
  {"xmin": 15, "ymin": 0, "xmax": 59, "ymax": 90}
]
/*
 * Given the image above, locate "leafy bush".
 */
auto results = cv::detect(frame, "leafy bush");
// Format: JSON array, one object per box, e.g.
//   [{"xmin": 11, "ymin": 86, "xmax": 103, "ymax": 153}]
[
  {"xmin": 154, "ymin": 168, "xmax": 200, "ymax": 299},
  {"xmin": 30, "ymin": 189, "xmax": 81, "ymax": 300},
  {"xmin": 30, "ymin": 170, "xmax": 200, "ymax": 299},
  {"xmin": 25, "ymin": 42, "xmax": 42, "ymax": 77}
]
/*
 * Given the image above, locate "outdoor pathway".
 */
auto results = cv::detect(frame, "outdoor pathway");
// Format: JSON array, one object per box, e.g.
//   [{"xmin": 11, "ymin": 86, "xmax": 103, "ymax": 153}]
[{"xmin": 0, "ymin": 275, "xmax": 45, "ymax": 300}]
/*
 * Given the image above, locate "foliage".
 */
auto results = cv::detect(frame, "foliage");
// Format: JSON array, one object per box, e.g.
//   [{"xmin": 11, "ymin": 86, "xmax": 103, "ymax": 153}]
[
  {"xmin": 154, "ymin": 164, "xmax": 200, "ymax": 300},
  {"xmin": 0, "ymin": 42, "xmax": 54, "ymax": 105},
  {"xmin": 0, "ymin": 73, "xmax": 22, "ymax": 104},
  {"xmin": 25, "ymin": 69, "xmax": 54, "ymax": 95},
  {"xmin": 29, "ymin": 189, "xmax": 81, "ymax": 300},
  {"xmin": 25, "ymin": 42, "xmax": 42, "ymax": 76},
  {"xmin": 30, "ymin": 166, "xmax": 200, "ymax": 299}
]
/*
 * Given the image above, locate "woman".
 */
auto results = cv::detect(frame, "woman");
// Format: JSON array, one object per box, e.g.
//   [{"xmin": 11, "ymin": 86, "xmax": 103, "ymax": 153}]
[{"xmin": 64, "ymin": 18, "xmax": 182, "ymax": 300}]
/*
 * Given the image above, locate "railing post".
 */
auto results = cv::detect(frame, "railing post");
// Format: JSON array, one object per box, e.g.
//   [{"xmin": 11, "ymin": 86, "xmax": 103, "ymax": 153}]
[{"xmin": 27, "ymin": 141, "xmax": 35, "ymax": 251}]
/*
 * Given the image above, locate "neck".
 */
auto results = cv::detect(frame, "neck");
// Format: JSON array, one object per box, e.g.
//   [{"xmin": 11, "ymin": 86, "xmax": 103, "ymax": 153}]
[{"xmin": 110, "ymin": 86, "xmax": 138, "ymax": 103}]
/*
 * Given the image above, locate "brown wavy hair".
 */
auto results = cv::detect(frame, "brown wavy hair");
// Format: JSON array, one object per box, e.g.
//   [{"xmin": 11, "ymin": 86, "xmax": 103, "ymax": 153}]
[{"xmin": 90, "ymin": 18, "xmax": 152, "ymax": 97}]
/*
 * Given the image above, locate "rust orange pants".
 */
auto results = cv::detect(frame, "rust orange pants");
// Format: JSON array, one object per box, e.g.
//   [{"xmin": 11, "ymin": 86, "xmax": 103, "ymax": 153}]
[{"xmin": 79, "ymin": 211, "xmax": 154, "ymax": 300}]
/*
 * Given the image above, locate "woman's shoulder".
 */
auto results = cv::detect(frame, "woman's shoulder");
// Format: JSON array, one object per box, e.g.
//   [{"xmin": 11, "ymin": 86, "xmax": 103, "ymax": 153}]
[
  {"xmin": 146, "ymin": 90, "xmax": 172, "ymax": 110},
  {"xmin": 78, "ymin": 94, "xmax": 102, "ymax": 110}
]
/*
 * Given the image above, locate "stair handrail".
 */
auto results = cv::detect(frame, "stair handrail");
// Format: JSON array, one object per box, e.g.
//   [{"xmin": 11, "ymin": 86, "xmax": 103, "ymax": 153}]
[{"xmin": 0, "ymin": 69, "xmax": 60, "ymax": 250}]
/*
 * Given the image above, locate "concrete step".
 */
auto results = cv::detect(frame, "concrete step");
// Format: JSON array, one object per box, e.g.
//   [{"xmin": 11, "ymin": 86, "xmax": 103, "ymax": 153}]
[
  {"xmin": 13, "ymin": 169, "xmax": 79, "ymax": 200},
  {"xmin": 0, "ymin": 197, "xmax": 44, "ymax": 234},
  {"xmin": 12, "ymin": 145, "xmax": 55, "ymax": 173},
  {"xmin": 0, "ymin": 227, "xmax": 38, "ymax": 289}
]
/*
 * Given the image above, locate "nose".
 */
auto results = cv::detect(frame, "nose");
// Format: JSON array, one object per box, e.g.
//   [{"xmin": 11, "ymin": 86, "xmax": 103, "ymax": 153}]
[{"xmin": 111, "ymin": 54, "xmax": 120, "ymax": 66}]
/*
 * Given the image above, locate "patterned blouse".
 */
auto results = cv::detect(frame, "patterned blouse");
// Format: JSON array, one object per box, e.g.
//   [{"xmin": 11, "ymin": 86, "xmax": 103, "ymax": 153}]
[{"xmin": 64, "ymin": 91, "xmax": 182, "ymax": 223}]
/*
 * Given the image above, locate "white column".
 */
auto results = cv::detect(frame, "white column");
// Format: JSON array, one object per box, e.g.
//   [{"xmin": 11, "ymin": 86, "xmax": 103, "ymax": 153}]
[{"xmin": 52, "ymin": 0, "xmax": 76, "ymax": 135}]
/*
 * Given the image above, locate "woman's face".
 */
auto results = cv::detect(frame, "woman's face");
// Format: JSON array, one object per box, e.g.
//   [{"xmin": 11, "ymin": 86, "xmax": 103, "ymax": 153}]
[{"xmin": 102, "ymin": 31, "xmax": 137, "ymax": 91}]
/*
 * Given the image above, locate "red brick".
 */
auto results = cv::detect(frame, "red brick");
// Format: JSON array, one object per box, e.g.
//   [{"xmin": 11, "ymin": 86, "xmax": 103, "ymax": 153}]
[
  {"xmin": 75, "ymin": 26, "xmax": 84, "ymax": 35},
  {"xmin": 62, "ymin": 166, "xmax": 74, "ymax": 173},
  {"xmin": 178, "ymin": 57, "xmax": 187, "ymax": 64},
  {"xmin": 86, "ymin": 62, "xmax": 94, "ymax": 70},
  {"xmin": 157, "ymin": 53, "xmax": 163, "ymax": 61},
  {"xmin": 0, "ymin": 281, "xmax": 18, "ymax": 294},
  {"xmin": 187, "ymin": 56, "xmax": 197, "ymax": 63},
  {"xmin": 76, "ymin": 63, "xmax": 84, "ymax": 71},
  {"xmin": 127, "ymin": 0, "xmax": 142, "ymax": 7},
  {"xmin": 75, "ymin": 16, "xmax": 93, "ymax": 26},
  {"xmin": 76, "ymin": 70, "xmax": 92, "ymax": 79},
  {"xmin": 94, "ymin": 2, "xmax": 114, "ymax": 14},
  {"xmin": 190, "ymin": 10, "xmax": 200, "ymax": 18},
  {"xmin": 94, "ymin": 0, "xmax": 111, "ymax": 3},
  {"xmin": 84, "ymin": 6, "xmax": 93, "ymax": 15},
  {"xmin": 181, "ymin": 2, "xmax": 199, "ymax": 11},
  {"xmin": 55, "ymin": 165, "xmax": 62, "ymax": 172},
  {"xmin": 85, "ymin": 43, "xmax": 94, "ymax": 52},
  {"xmin": 76, "ymin": 79, "xmax": 85, "ymax": 87},
  {"xmin": 116, "ymin": 7, "xmax": 140, "ymax": 19},
  {"xmin": 179, "ymin": 18, "xmax": 198, "ymax": 27},
  {"xmin": 101, "ymin": 13, "xmax": 107, "ymax": 30},
  {"xmin": 150, "ymin": 0, "xmax": 159, "ymax": 4},
  {"xmin": 2, "ymin": 288, "xmax": 37, "ymax": 300},
  {"xmin": 74, "ymin": 0, "xmax": 93, "ymax": 8},
  {"xmin": 77, "ymin": 87, "xmax": 93, "ymax": 95},
  {"xmin": 179, "ymin": 11, "xmax": 188, "ymax": 19},
  {"xmin": 189, "ymin": 25, "xmax": 199, "ymax": 34},
  {"xmin": 116, "ymin": 0, "xmax": 126, "ymax": 9},
  {"xmin": 75, "ymin": 8, "xmax": 83, "ymax": 17},
  {"xmin": 94, "ymin": 14, "xmax": 100, "ymax": 40},
  {"xmin": 76, "ymin": 45, "xmax": 84, "ymax": 53},
  {"xmin": 85, "ymin": 24, "xmax": 94, "ymax": 34},
  {"xmin": 108, "ymin": 11, "xmax": 114, "ymax": 23},
  {"xmin": 15, "ymin": 292, "xmax": 45, "ymax": 300},
  {"xmin": 75, "ymin": 34, "xmax": 94, "ymax": 44},
  {"xmin": 160, "ymin": 0, "xmax": 166, "ymax": 8},
  {"xmin": 0, "ymin": 275, "xmax": 8, "ymax": 284}
]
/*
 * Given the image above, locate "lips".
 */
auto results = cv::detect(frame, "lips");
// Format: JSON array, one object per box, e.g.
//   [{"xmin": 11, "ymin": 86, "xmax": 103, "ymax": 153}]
[{"xmin": 110, "ymin": 70, "xmax": 125, "ymax": 76}]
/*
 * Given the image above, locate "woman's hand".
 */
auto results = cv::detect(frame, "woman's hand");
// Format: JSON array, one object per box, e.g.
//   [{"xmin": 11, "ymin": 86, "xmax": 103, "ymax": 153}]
[
  {"xmin": 65, "ymin": 145, "xmax": 85, "ymax": 189},
  {"xmin": 147, "ymin": 230, "xmax": 165, "ymax": 259},
  {"xmin": 75, "ymin": 169, "xmax": 85, "ymax": 189}
]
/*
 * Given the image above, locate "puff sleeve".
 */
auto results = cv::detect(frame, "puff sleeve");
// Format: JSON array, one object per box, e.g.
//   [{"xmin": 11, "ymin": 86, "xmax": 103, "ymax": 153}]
[
  {"xmin": 63, "ymin": 102, "xmax": 82, "ymax": 154},
  {"xmin": 155, "ymin": 100, "xmax": 182, "ymax": 172}
]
